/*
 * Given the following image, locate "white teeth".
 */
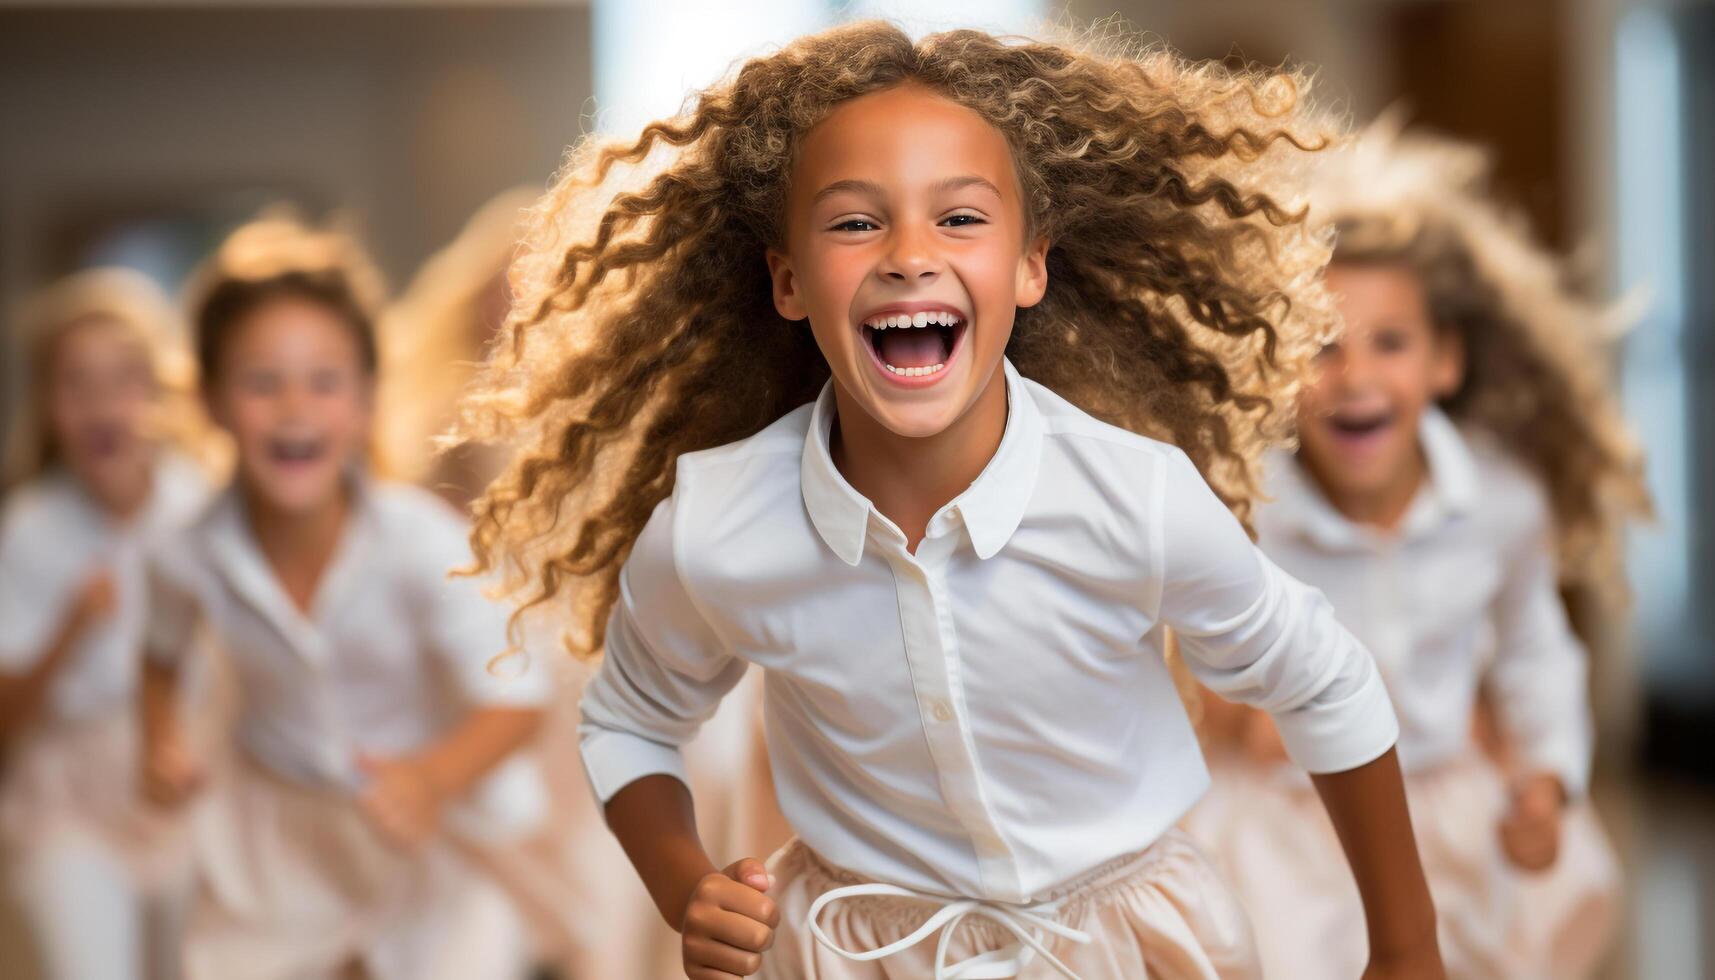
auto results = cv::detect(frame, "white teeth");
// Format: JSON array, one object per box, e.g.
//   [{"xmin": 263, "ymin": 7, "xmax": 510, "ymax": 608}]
[
  {"xmin": 882, "ymin": 362, "xmax": 947, "ymax": 377},
  {"xmin": 863, "ymin": 311, "xmax": 965, "ymax": 329}
]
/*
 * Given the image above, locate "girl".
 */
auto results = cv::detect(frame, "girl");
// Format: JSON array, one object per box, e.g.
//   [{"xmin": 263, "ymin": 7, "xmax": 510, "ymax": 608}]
[
  {"xmin": 139, "ymin": 215, "xmax": 551, "ymax": 980},
  {"xmin": 1188, "ymin": 120, "xmax": 1650, "ymax": 979},
  {"xmin": 0, "ymin": 268, "xmax": 213, "ymax": 980},
  {"xmin": 381, "ymin": 188, "xmax": 790, "ymax": 977},
  {"xmin": 459, "ymin": 22, "xmax": 1445, "ymax": 980}
]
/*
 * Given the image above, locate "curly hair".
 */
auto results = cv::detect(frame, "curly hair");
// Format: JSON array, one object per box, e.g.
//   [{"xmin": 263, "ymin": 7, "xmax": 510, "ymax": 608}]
[
  {"xmin": 2, "ymin": 267, "xmax": 223, "ymax": 490},
  {"xmin": 457, "ymin": 20, "xmax": 1342, "ymax": 655},
  {"xmin": 1310, "ymin": 115, "xmax": 1651, "ymax": 649}
]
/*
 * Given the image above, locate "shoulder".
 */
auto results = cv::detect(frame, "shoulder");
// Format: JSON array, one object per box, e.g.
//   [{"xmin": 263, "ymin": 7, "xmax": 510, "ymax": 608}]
[
  {"xmin": 672, "ymin": 403, "xmax": 812, "ymax": 491},
  {"xmin": 1025, "ymin": 378, "xmax": 1189, "ymax": 484},
  {"xmin": 0, "ymin": 472, "xmax": 80, "ymax": 555},
  {"xmin": 1461, "ymin": 426, "xmax": 1552, "ymax": 537},
  {"xmin": 363, "ymin": 480, "xmax": 474, "ymax": 562}
]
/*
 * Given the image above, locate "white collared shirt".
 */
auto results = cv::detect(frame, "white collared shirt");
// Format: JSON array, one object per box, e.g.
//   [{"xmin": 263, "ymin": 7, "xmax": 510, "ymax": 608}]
[
  {"xmin": 145, "ymin": 478, "xmax": 551, "ymax": 828},
  {"xmin": 1254, "ymin": 408, "xmax": 1593, "ymax": 796},
  {"xmin": 579, "ymin": 360, "xmax": 1397, "ymax": 903},
  {"xmin": 0, "ymin": 455, "xmax": 209, "ymax": 724}
]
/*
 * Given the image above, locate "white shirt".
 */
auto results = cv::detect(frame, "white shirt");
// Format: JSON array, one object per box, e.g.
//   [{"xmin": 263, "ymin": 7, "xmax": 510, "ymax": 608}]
[
  {"xmin": 1254, "ymin": 408, "xmax": 1593, "ymax": 796},
  {"xmin": 0, "ymin": 455, "xmax": 209, "ymax": 723},
  {"xmin": 145, "ymin": 477, "xmax": 551, "ymax": 835},
  {"xmin": 580, "ymin": 360, "xmax": 1398, "ymax": 903}
]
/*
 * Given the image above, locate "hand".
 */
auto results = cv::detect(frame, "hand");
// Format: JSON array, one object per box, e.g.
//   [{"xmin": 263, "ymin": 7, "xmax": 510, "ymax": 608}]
[
  {"xmin": 357, "ymin": 754, "xmax": 444, "ymax": 850},
  {"xmin": 1240, "ymin": 708, "xmax": 1290, "ymax": 765},
  {"xmin": 74, "ymin": 568, "xmax": 118, "ymax": 625},
  {"xmin": 141, "ymin": 724, "xmax": 204, "ymax": 807},
  {"xmin": 682, "ymin": 857, "xmax": 779, "ymax": 979},
  {"xmin": 1499, "ymin": 772, "xmax": 1564, "ymax": 871}
]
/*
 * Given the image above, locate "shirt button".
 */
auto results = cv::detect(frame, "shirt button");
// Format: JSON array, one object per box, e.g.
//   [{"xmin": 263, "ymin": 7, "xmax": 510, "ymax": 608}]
[{"xmin": 932, "ymin": 699, "xmax": 955, "ymax": 722}]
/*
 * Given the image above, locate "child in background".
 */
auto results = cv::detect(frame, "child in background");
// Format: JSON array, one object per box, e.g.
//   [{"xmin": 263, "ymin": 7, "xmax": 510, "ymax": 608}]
[
  {"xmin": 0, "ymin": 268, "xmax": 215, "ymax": 980},
  {"xmin": 458, "ymin": 22, "xmax": 1445, "ymax": 979},
  {"xmin": 139, "ymin": 215, "xmax": 550, "ymax": 980},
  {"xmin": 382, "ymin": 187, "xmax": 789, "ymax": 977},
  {"xmin": 1189, "ymin": 119, "xmax": 1650, "ymax": 979}
]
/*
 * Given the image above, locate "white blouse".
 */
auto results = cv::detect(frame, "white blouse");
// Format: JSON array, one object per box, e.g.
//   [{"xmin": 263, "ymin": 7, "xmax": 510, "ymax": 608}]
[
  {"xmin": 579, "ymin": 360, "xmax": 1398, "ymax": 904},
  {"xmin": 145, "ymin": 478, "xmax": 551, "ymax": 837},
  {"xmin": 0, "ymin": 455, "xmax": 209, "ymax": 724},
  {"xmin": 1254, "ymin": 408, "xmax": 1593, "ymax": 796}
]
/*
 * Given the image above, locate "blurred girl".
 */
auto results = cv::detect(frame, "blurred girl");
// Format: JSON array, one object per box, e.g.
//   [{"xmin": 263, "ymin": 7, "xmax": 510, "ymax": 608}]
[
  {"xmin": 1189, "ymin": 120, "xmax": 1650, "ymax": 979},
  {"xmin": 139, "ymin": 215, "xmax": 550, "ymax": 980},
  {"xmin": 387, "ymin": 186, "xmax": 789, "ymax": 978},
  {"xmin": 0, "ymin": 268, "xmax": 214, "ymax": 979},
  {"xmin": 457, "ymin": 22, "xmax": 1445, "ymax": 980}
]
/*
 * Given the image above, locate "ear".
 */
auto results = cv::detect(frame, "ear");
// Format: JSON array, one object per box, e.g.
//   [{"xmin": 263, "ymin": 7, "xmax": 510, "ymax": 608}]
[
  {"xmin": 765, "ymin": 248, "xmax": 809, "ymax": 322},
  {"xmin": 1014, "ymin": 236, "xmax": 1050, "ymax": 309},
  {"xmin": 1430, "ymin": 326, "xmax": 1466, "ymax": 399}
]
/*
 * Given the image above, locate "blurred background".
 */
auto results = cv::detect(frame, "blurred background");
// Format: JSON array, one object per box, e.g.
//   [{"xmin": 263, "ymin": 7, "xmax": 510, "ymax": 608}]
[{"xmin": 0, "ymin": 0, "xmax": 1710, "ymax": 977}]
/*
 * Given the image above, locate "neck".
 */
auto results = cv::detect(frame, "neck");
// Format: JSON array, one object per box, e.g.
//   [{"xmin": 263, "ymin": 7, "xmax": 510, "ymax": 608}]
[
  {"xmin": 83, "ymin": 456, "xmax": 154, "ymax": 522},
  {"xmin": 829, "ymin": 367, "xmax": 1009, "ymax": 553},
  {"xmin": 239, "ymin": 477, "xmax": 351, "ymax": 572},
  {"xmin": 1306, "ymin": 447, "xmax": 1428, "ymax": 533}
]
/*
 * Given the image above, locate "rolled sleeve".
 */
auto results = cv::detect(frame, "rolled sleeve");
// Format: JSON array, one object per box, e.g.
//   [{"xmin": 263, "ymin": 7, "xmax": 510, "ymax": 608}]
[
  {"xmin": 1486, "ymin": 502, "xmax": 1593, "ymax": 797},
  {"xmin": 1156, "ymin": 449, "xmax": 1398, "ymax": 774},
  {"xmin": 579, "ymin": 493, "xmax": 746, "ymax": 804}
]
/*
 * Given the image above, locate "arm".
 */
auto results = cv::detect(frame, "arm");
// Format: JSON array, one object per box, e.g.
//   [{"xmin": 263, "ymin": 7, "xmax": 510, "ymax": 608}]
[
  {"xmin": 581, "ymin": 497, "xmax": 773, "ymax": 977},
  {"xmin": 1313, "ymin": 749, "xmax": 1442, "ymax": 975},
  {"xmin": 358, "ymin": 705, "xmax": 544, "ymax": 848},
  {"xmin": 1485, "ymin": 496, "xmax": 1591, "ymax": 870},
  {"xmin": 0, "ymin": 570, "xmax": 113, "ymax": 739},
  {"xmin": 138, "ymin": 558, "xmax": 205, "ymax": 806},
  {"xmin": 1156, "ymin": 451, "xmax": 1441, "ymax": 977}
]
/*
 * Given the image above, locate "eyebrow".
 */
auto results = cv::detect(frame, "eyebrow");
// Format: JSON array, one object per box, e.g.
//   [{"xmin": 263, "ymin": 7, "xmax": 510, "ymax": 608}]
[{"xmin": 810, "ymin": 174, "xmax": 1004, "ymax": 206}]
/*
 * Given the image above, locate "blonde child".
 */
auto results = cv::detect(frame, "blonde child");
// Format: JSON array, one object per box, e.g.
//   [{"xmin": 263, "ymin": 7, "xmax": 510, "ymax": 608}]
[
  {"xmin": 458, "ymin": 21, "xmax": 1446, "ymax": 980},
  {"xmin": 139, "ymin": 216, "xmax": 550, "ymax": 980},
  {"xmin": 0, "ymin": 268, "xmax": 214, "ymax": 979},
  {"xmin": 1188, "ymin": 120, "xmax": 1649, "ymax": 979}
]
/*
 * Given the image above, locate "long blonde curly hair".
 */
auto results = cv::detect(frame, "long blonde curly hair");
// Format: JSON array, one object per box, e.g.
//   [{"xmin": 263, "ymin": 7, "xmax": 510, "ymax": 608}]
[
  {"xmin": 458, "ymin": 20, "xmax": 1343, "ymax": 655},
  {"xmin": 1311, "ymin": 116, "xmax": 1651, "ymax": 649},
  {"xmin": 2, "ymin": 267, "xmax": 222, "ymax": 491}
]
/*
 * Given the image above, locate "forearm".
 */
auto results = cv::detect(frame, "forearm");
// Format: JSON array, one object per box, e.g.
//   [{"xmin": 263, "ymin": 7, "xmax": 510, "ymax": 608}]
[
  {"xmin": 1311, "ymin": 747, "xmax": 1439, "ymax": 964},
  {"xmin": 414, "ymin": 705, "xmax": 544, "ymax": 800},
  {"xmin": 139, "ymin": 659, "xmax": 181, "ymax": 746},
  {"xmin": 605, "ymin": 772, "xmax": 720, "ymax": 928},
  {"xmin": 0, "ymin": 615, "xmax": 90, "ymax": 738}
]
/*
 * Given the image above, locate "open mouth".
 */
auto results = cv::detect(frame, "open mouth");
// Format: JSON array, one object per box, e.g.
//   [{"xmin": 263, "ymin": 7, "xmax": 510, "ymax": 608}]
[
  {"xmin": 860, "ymin": 309, "xmax": 966, "ymax": 380},
  {"xmin": 266, "ymin": 435, "xmax": 328, "ymax": 466},
  {"xmin": 1325, "ymin": 410, "xmax": 1395, "ymax": 439}
]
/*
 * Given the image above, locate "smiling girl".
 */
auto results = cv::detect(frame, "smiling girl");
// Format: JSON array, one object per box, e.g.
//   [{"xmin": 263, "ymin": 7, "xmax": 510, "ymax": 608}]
[
  {"xmin": 138, "ymin": 215, "xmax": 550, "ymax": 980},
  {"xmin": 1188, "ymin": 120, "xmax": 1650, "ymax": 979},
  {"xmin": 458, "ymin": 22, "xmax": 1444, "ymax": 980},
  {"xmin": 0, "ymin": 268, "xmax": 214, "ymax": 980}
]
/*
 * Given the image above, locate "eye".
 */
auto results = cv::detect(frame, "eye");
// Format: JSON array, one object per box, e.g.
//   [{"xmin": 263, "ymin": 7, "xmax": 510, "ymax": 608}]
[
  {"xmin": 830, "ymin": 217, "xmax": 879, "ymax": 233},
  {"xmin": 940, "ymin": 212, "xmax": 986, "ymax": 228}
]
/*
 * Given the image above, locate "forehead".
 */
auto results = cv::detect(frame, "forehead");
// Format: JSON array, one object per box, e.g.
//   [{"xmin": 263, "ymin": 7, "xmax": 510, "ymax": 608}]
[
  {"xmin": 225, "ymin": 298, "xmax": 360, "ymax": 361},
  {"xmin": 791, "ymin": 84, "xmax": 1019, "ymax": 199},
  {"xmin": 50, "ymin": 315, "xmax": 148, "ymax": 365}
]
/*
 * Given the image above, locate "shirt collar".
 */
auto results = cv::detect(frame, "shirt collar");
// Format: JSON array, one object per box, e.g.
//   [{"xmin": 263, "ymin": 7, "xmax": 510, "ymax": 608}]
[
  {"xmin": 1270, "ymin": 405, "xmax": 1479, "ymax": 549},
  {"xmin": 800, "ymin": 359, "xmax": 1043, "ymax": 565}
]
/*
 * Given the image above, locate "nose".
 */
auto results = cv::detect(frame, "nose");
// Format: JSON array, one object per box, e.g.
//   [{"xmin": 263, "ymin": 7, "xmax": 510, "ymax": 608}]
[{"xmin": 877, "ymin": 222, "xmax": 942, "ymax": 283}]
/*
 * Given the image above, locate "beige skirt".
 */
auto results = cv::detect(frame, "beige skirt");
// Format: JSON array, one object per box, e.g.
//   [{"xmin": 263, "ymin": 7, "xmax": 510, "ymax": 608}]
[
  {"xmin": 182, "ymin": 757, "xmax": 525, "ymax": 980},
  {"xmin": 1184, "ymin": 749, "xmax": 1620, "ymax": 980},
  {"xmin": 0, "ymin": 711, "xmax": 190, "ymax": 889},
  {"xmin": 759, "ymin": 830, "xmax": 1258, "ymax": 979}
]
